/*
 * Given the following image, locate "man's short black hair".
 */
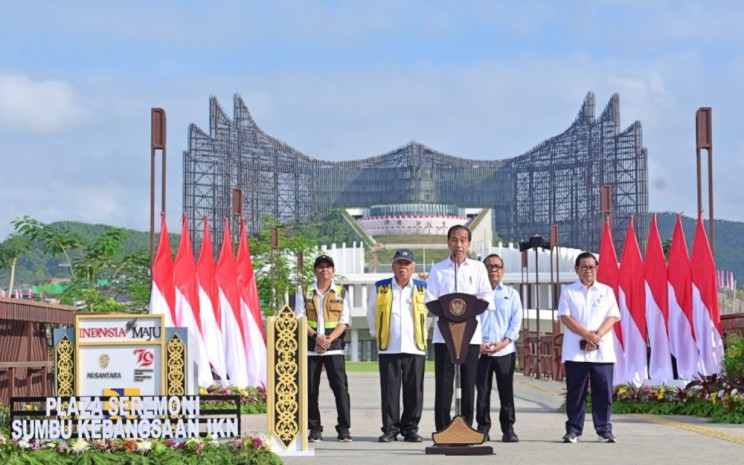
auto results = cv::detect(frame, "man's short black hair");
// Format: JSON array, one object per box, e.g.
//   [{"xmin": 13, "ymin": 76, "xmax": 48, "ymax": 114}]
[
  {"xmin": 483, "ymin": 253, "xmax": 503, "ymax": 265},
  {"xmin": 574, "ymin": 251, "xmax": 597, "ymax": 268},
  {"xmin": 447, "ymin": 224, "xmax": 472, "ymax": 241}
]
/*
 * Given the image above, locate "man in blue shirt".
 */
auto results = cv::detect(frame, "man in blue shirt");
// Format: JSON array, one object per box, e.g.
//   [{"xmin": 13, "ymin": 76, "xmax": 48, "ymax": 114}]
[{"xmin": 475, "ymin": 254, "xmax": 523, "ymax": 442}]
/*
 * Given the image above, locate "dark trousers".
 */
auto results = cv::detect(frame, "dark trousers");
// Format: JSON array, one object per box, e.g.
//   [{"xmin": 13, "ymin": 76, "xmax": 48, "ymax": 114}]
[
  {"xmin": 307, "ymin": 354, "xmax": 351, "ymax": 434},
  {"xmin": 434, "ymin": 343, "xmax": 480, "ymax": 431},
  {"xmin": 475, "ymin": 352, "xmax": 516, "ymax": 434},
  {"xmin": 563, "ymin": 361, "xmax": 614, "ymax": 435},
  {"xmin": 378, "ymin": 353, "xmax": 426, "ymax": 435}
]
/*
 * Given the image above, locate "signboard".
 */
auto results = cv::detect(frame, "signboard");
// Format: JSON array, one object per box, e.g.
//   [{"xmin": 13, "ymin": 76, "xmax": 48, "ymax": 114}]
[
  {"xmin": 12, "ymin": 314, "xmax": 227, "ymax": 443},
  {"xmin": 76, "ymin": 314, "xmax": 166, "ymax": 396},
  {"xmin": 9, "ymin": 394, "xmax": 242, "ymax": 441}
]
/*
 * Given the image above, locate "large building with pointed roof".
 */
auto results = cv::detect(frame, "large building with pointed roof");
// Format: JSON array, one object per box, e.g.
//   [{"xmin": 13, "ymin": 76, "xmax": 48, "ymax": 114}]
[{"xmin": 183, "ymin": 92, "xmax": 648, "ymax": 253}]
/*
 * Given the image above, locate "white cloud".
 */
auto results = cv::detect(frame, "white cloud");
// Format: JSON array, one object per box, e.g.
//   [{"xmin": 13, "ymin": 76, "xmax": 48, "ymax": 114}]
[
  {"xmin": 2, "ymin": 179, "xmax": 144, "ymax": 235},
  {"xmin": 0, "ymin": 74, "xmax": 85, "ymax": 132},
  {"xmin": 3, "ymin": 0, "xmax": 744, "ymax": 243}
]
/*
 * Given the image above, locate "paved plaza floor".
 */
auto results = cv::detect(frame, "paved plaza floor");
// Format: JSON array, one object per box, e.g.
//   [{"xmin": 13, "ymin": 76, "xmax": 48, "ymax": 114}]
[{"xmin": 244, "ymin": 371, "xmax": 744, "ymax": 465}]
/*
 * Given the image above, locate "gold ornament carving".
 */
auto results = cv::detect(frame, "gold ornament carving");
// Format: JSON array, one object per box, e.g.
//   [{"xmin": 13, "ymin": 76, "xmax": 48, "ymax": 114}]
[
  {"xmin": 273, "ymin": 305, "xmax": 300, "ymax": 447},
  {"xmin": 55, "ymin": 336, "xmax": 74, "ymax": 397},
  {"xmin": 167, "ymin": 334, "xmax": 186, "ymax": 396}
]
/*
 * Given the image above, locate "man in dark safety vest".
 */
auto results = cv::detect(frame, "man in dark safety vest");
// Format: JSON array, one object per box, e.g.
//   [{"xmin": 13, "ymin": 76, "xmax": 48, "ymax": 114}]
[
  {"xmin": 366, "ymin": 248, "xmax": 428, "ymax": 443},
  {"xmin": 294, "ymin": 254, "xmax": 353, "ymax": 443}
]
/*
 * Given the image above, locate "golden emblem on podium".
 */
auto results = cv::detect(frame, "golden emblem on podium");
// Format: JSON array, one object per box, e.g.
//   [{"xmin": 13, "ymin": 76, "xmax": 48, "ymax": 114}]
[{"xmin": 449, "ymin": 298, "xmax": 466, "ymax": 316}]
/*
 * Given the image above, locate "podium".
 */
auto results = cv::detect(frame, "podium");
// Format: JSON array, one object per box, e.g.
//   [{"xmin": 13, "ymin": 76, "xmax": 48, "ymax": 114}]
[{"xmin": 425, "ymin": 293, "xmax": 492, "ymax": 455}]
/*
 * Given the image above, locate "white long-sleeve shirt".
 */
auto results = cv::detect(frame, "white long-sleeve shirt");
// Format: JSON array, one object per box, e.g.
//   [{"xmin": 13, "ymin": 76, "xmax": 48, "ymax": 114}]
[{"xmin": 424, "ymin": 257, "xmax": 494, "ymax": 345}]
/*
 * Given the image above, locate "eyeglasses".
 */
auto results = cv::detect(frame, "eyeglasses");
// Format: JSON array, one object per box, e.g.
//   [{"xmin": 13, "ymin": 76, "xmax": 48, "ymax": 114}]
[
  {"xmin": 485, "ymin": 264, "xmax": 504, "ymax": 271},
  {"xmin": 578, "ymin": 265, "xmax": 597, "ymax": 271}
]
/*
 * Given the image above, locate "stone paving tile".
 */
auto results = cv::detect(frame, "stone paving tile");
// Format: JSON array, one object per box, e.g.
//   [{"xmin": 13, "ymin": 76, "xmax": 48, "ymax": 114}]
[{"xmin": 246, "ymin": 371, "xmax": 744, "ymax": 464}]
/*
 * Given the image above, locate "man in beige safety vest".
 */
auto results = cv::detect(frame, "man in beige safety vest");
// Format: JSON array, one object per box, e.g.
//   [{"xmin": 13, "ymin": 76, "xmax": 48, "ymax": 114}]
[
  {"xmin": 294, "ymin": 254, "xmax": 352, "ymax": 443},
  {"xmin": 366, "ymin": 248, "xmax": 428, "ymax": 443}
]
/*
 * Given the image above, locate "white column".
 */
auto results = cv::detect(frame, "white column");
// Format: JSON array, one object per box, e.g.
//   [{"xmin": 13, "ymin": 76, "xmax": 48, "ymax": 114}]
[
  {"xmin": 351, "ymin": 328, "xmax": 359, "ymax": 362},
  {"xmin": 348, "ymin": 285, "xmax": 355, "ymax": 307}
]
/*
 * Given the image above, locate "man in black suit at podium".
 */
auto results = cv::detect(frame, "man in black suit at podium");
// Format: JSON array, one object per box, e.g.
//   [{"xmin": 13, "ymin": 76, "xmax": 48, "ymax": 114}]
[{"xmin": 425, "ymin": 225, "xmax": 493, "ymax": 432}]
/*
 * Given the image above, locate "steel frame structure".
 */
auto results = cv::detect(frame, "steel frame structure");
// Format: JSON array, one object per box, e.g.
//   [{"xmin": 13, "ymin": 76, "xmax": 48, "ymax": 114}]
[{"xmin": 183, "ymin": 92, "xmax": 648, "ymax": 253}]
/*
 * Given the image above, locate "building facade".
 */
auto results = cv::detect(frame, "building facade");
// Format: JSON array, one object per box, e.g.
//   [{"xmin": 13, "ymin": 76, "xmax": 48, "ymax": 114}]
[{"xmin": 183, "ymin": 92, "xmax": 648, "ymax": 253}]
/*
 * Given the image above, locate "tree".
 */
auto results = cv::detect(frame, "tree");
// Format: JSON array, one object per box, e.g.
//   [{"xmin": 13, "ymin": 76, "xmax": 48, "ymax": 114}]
[
  {"xmin": 0, "ymin": 234, "xmax": 31, "ymax": 294},
  {"xmin": 115, "ymin": 250, "xmax": 153, "ymax": 313},
  {"xmin": 251, "ymin": 217, "xmax": 324, "ymax": 315},
  {"xmin": 61, "ymin": 227, "xmax": 130, "ymax": 312},
  {"xmin": 10, "ymin": 216, "xmax": 142, "ymax": 312},
  {"xmin": 11, "ymin": 216, "xmax": 81, "ymax": 278},
  {"xmin": 662, "ymin": 238, "xmax": 672, "ymax": 260}
]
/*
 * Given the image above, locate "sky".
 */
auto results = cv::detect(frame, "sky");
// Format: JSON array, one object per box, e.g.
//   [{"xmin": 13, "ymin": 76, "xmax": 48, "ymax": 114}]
[{"xmin": 2, "ymin": 0, "xmax": 744, "ymax": 241}]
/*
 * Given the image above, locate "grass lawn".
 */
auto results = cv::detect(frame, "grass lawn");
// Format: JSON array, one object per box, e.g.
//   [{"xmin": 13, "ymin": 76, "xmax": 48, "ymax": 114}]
[{"xmin": 346, "ymin": 361, "xmax": 435, "ymax": 373}]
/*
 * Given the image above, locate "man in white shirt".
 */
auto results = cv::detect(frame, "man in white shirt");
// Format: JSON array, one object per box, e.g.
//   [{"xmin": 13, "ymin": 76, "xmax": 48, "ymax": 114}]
[
  {"xmin": 367, "ymin": 249, "xmax": 428, "ymax": 443},
  {"xmin": 476, "ymin": 254, "xmax": 522, "ymax": 443},
  {"xmin": 425, "ymin": 225, "xmax": 494, "ymax": 432},
  {"xmin": 558, "ymin": 252, "xmax": 620, "ymax": 444},
  {"xmin": 294, "ymin": 255, "xmax": 352, "ymax": 443}
]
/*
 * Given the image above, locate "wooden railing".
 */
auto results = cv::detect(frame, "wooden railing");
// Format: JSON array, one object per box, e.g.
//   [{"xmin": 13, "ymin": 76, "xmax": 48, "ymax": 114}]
[
  {"xmin": 721, "ymin": 313, "xmax": 744, "ymax": 339},
  {"xmin": 518, "ymin": 314, "xmax": 744, "ymax": 382},
  {"xmin": 518, "ymin": 322, "xmax": 564, "ymax": 381}
]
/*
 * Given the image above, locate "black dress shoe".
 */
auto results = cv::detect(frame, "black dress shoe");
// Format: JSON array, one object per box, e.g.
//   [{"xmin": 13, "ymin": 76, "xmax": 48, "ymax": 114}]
[
  {"xmin": 378, "ymin": 431, "xmax": 398, "ymax": 442},
  {"xmin": 403, "ymin": 432, "xmax": 423, "ymax": 443},
  {"xmin": 502, "ymin": 432, "xmax": 519, "ymax": 443}
]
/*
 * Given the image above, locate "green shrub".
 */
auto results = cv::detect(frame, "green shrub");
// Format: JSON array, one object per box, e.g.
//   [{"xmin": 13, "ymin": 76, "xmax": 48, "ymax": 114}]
[{"xmin": 723, "ymin": 334, "xmax": 744, "ymax": 378}]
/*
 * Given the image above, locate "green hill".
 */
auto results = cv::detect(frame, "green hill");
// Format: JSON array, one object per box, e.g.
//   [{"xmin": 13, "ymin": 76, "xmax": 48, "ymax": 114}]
[
  {"xmin": 2, "ymin": 213, "xmax": 743, "ymax": 289},
  {"xmin": 1, "ymin": 210, "xmax": 358, "ymax": 289},
  {"xmin": 0, "ymin": 221, "xmax": 179, "ymax": 288},
  {"xmin": 654, "ymin": 212, "xmax": 743, "ymax": 285}
]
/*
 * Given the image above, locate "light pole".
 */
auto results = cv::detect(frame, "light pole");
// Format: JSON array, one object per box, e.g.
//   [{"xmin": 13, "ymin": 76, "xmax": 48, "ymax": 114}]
[
  {"xmin": 520, "ymin": 235, "xmax": 550, "ymax": 378},
  {"xmin": 232, "ymin": 188, "xmax": 243, "ymax": 247},
  {"xmin": 696, "ymin": 107, "xmax": 714, "ymax": 253},
  {"xmin": 150, "ymin": 108, "xmax": 166, "ymax": 267},
  {"xmin": 270, "ymin": 226, "xmax": 279, "ymax": 313},
  {"xmin": 549, "ymin": 224, "xmax": 560, "ymax": 325},
  {"xmin": 520, "ymin": 249, "xmax": 530, "ymax": 375}
]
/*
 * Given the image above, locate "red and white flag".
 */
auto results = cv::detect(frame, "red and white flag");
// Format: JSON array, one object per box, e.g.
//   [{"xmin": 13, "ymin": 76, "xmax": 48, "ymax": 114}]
[
  {"xmin": 236, "ymin": 219, "xmax": 267, "ymax": 387},
  {"xmin": 667, "ymin": 215, "xmax": 698, "ymax": 379},
  {"xmin": 174, "ymin": 214, "xmax": 213, "ymax": 387},
  {"xmin": 618, "ymin": 218, "xmax": 648, "ymax": 386},
  {"xmin": 196, "ymin": 217, "xmax": 227, "ymax": 385},
  {"xmin": 149, "ymin": 213, "xmax": 175, "ymax": 328},
  {"xmin": 691, "ymin": 215, "xmax": 723, "ymax": 376},
  {"xmin": 596, "ymin": 218, "xmax": 626, "ymax": 385},
  {"xmin": 644, "ymin": 214, "xmax": 673, "ymax": 383},
  {"xmin": 216, "ymin": 220, "xmax": 249, "ymax": 387}
]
